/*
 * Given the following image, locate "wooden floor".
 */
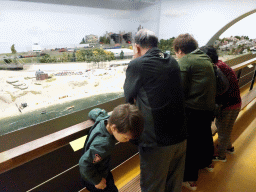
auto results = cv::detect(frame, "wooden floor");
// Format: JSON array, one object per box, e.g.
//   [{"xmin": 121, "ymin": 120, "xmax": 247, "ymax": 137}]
[
  {"xmin": 183, "ymin": 98, "xmax": 256, "ymax": 192},
  {"xmin": 114, "ymin": 98, "xmax": 256, "ymax": 192}
]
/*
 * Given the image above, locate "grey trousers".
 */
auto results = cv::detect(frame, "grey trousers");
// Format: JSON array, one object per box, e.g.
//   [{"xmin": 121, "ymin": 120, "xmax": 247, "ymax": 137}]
[
  {"xmin": 139, "ymin": 140, "xmax": 187, "ymax": 192},
  {"xmin": 216, "ymin": 108, "xmax": 240, "ymax": 158}
]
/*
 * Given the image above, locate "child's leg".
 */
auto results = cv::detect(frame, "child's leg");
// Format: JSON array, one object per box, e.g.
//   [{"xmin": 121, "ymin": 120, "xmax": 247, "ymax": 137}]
[
  {"xmin": 81, "ymin": 179, "xmax": 100, "ymax": 192},
  {"xmin": 81, "ymin": 172, "xmax": 117, "ymax": 192},
  {"xmin": 216, "ymin": 108, "xmax": 240, "ymax": 158},
  {"xmin": 104, "ymin": 172, "xmax": 118, "ymax": 192},
  {"xmin": 81, "ymin": 173, "xmax": 118, "ymax": 192}
]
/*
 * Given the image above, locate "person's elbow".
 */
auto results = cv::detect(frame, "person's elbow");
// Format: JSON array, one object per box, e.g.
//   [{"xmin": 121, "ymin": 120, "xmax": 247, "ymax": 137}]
[
  {"xmin": 125, "ymin": 95, "xmax": 135, "ymax": 104},
  {"xmin": 124, "ymin": 89, "xmax": 134, "ymax": 104}
]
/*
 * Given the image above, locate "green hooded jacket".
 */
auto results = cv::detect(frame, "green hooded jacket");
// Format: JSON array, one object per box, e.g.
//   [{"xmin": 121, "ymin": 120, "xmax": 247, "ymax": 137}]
[
  {"xmin": 178, "ymin": 49, "xmax": 216, "ymax": 111},
  {"xmin": 79, "ymin": 108, "xmax": 116, "ymax": 185}
]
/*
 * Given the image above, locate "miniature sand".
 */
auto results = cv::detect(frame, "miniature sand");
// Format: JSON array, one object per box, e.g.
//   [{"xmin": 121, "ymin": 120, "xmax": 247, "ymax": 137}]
[{"xmin": 0, "ymin": 63, "xmax": 127, "ymax": 120}]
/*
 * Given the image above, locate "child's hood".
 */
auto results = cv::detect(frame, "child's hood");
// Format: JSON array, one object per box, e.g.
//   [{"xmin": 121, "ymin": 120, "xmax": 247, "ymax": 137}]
[{"xmin": 88, "ymin": 108, "xmax": 109, "ymax": 122}]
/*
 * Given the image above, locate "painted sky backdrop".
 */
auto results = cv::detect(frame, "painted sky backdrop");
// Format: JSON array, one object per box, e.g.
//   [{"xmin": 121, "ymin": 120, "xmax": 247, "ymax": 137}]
[{"xmin": 0, "ymin": 0, "xmax": 256, "ymax": 53}]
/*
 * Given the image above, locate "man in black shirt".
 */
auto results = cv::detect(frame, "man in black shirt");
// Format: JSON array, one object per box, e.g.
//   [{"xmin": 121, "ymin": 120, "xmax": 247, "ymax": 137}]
[{"xmin": 124, "ymin": 29, "xmax": 187, "ymax": 192}]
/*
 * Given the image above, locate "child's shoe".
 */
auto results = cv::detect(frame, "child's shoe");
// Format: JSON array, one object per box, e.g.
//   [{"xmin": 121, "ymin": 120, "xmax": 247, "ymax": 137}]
[
  {"xmin": 212, "ymin": 156, "xmax": 227, "ymax": 162},
  {"xmin": 216, "ymin": 144, "xmax": 235, "ymax": 154},
  {"xmin": 182, "ymin": 181, "xmax": 197, "ymax": 191},
  {"xmin": 227, "ymin": 146, "xmax": 235, "ymax": 154},
  {"xmin": 204, "ymin": 163, "xmax": 214, "ymax": 172}
]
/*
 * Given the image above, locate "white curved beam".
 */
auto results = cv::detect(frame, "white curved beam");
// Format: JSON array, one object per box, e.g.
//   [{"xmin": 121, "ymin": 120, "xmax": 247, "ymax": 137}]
[{"xmin": 207, "ymin": 9, "xmax": 256, "ymax": 46}]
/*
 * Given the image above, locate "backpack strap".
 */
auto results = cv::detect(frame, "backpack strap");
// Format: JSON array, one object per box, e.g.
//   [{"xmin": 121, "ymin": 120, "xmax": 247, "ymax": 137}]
[{"xmin": 213, "ymin": 64, "xmax": 230, "ymax": 96}]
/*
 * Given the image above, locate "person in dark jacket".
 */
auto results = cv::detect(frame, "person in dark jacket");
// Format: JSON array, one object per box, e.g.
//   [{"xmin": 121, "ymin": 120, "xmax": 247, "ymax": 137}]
[
  {"xmin": 200, "ymin": 45, "xmax": 241, "ymax": 162},
  {"xmin": 173, "ymin": 34, "xmax": 216, "ymax": 191},
  {"xmin": 79, "ymin": 104, "xmax": 144, "ymax": 192},
  {"xmin": 124, "ymin": 29, "xmax": 187, "ymax": 192}
]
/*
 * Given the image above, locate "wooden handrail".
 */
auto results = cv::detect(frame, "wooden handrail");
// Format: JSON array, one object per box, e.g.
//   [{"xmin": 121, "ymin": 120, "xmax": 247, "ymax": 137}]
[
  {"xmin": 231, "ymin": 57, "xmax": 256, "ymax": 71},
  {"xmin": 0, "ymin": 120, "xmax": 94, "ymax": 174},
  {"xmin": 0, "ymin": 97, "xmax": 125, "ymax": 153}
]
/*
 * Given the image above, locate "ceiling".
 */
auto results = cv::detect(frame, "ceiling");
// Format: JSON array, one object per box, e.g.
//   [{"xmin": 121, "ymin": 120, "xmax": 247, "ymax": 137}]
[{"xmin": 8, "ymin": 0, "xmax": 159, "ymax": 10}]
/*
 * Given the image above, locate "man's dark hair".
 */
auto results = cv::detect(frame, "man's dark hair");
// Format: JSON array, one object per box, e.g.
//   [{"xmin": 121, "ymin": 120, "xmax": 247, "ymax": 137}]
[
  {"xmin": 199, "ymin": 45, "xmax": 219, "ymax": 64},
  {"xmin": 108, "ymin": 104, "xmax": 144, "ymax": 139},
  {"xmin": 173, "ymin": 33, "xmax": 198, "ymax": 54},
  {"xmin": 134, "ymin": 29, "xmax": 158, "ymax": 48}
]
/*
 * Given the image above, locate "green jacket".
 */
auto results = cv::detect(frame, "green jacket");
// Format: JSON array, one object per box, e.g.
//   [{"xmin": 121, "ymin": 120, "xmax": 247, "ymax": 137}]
[
  {"xmin": 178, "ymin": 49, "xmax": 216, "ymax": 111},
  {"xmin": 79, "ymin": 108, "xmax": 115, "ymax": 185}
]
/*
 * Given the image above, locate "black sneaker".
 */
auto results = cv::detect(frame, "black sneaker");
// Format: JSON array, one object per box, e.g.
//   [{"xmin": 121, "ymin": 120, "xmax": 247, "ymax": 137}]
[{"xmin": 227, "ymin": 147, "xmax": 234, "ymax": 154}]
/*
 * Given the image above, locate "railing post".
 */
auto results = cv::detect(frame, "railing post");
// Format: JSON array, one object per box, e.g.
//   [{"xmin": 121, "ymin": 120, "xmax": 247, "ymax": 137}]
[
  {"xmin": 249, "ymin": 64, "xmax": 256, "ymax": 91},
  {"xmin": 236, "ymin": 69, "xmax": 242, "ymax": 83}
]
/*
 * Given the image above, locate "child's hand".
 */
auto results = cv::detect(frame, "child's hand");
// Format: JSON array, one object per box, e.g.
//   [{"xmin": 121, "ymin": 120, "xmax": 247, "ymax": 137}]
[{"xmin": 95, "ymin": 178, "xmax": 107, "ymax": 190}]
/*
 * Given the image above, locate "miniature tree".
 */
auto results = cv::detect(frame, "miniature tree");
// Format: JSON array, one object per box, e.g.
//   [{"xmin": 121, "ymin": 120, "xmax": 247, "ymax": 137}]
[
  {"xmin": 120, "ymin": 50, "xmax": 124, "ymax": 59},
  {"xmin": 11, "ymin": 44, "xmax": 17, "ymax": 54}
]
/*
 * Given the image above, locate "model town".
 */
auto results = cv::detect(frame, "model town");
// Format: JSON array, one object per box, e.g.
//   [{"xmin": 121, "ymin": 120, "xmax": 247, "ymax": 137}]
[{"xmin": 0, "ymin": 27, "xmax": 256, "ymax": 119}]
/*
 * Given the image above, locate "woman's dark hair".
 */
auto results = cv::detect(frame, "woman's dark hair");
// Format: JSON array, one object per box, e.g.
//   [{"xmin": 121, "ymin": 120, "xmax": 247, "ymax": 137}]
[
  {"xmin": 199, "ymin": 45, "xmax": 219, "ymax": 64},
  {"xmin": 173, "ymin": 33, "xmax": 198, "ymax": 54},
  {"xmin": 108, "ymin": 104, "xmax": 144, "ymax": 139},
  {"xmin": 134, "ymin": 29, "xmax": 158, "ymax": 48}
]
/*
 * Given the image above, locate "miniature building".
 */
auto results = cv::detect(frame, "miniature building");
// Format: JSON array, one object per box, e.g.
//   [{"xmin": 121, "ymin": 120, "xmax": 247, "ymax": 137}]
[
  {"xmin": 105, "ymin": 31, "xmax": 131, "ymax": 44},
  {"xmin": 110, "ymin": 33, "xmax": 122, "ymax": 44},
  {"xmin": 107, "ymin": 48, "xmax": 133, "ymax": 58},
  {"xmin": 35, "ymin": 69, "xmax": 48, "ymax": 80},
  {"xmin": 123, "ymin": 32, "xmax": 132, "ymax": 43},
  {"xmin": 86, "ymin": 34, "xmax": 98, "ymax": 43}
]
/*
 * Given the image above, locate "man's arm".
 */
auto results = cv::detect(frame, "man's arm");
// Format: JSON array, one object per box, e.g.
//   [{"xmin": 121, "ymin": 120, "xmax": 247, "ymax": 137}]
[{"xmin": 123, "ymin": 61, "xmax": 142, "ymax": 104}]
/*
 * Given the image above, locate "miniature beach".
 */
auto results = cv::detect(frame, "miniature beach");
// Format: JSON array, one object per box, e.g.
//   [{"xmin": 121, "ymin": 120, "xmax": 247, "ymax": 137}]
[
  {"xmin": 0, "ymin": 55, "xmax": 234, "ymax": 120},
  {"xmin": 0, "ymin": 62, "xmax": 127, "ymax": 120}
]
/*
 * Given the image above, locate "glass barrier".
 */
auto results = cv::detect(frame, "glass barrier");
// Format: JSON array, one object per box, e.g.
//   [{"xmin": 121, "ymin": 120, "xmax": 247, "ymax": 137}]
[
  {"xmin": 217, "ymin": 13, "xmax": 256, "ymax": 88},
  {"xmin": 0, "ymin": 1, "xmax": 161, "ymax": 136},
  {"xmin": 1, "ymin": 0, "xmax": 255, "ymax": 136}
]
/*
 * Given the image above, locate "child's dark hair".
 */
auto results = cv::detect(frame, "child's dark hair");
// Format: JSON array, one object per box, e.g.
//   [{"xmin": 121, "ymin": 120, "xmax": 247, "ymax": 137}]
[
  {"xmin": 199, "ymin": 45, "xmax": 219, "ymax": 64},
  {"xmin": 108, "ymin": 104, "xmax": 144, "ymax": 139}
]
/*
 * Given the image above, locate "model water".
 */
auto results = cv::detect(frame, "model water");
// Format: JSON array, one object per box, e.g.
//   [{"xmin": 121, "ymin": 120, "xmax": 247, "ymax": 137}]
[{"xmin": 0, "ymin": 92, "xmax": 123, "ymax": 136}]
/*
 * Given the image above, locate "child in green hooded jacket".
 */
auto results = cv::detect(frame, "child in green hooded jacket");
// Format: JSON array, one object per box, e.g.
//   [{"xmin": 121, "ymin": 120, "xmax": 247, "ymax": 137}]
[{"xmin": 79, "ymin": 104, "xmax": 144, "ymax": 191}]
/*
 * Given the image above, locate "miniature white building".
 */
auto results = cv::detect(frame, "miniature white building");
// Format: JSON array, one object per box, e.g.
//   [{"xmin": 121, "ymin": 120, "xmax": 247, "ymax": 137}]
[{"xmin": 107, "ymin": 48, "xmax": 133, "ymax": 58}]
